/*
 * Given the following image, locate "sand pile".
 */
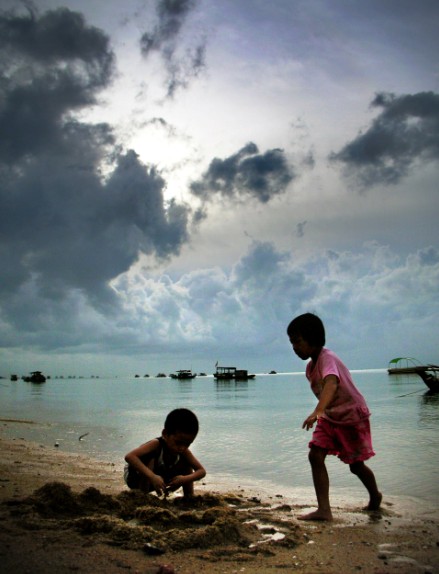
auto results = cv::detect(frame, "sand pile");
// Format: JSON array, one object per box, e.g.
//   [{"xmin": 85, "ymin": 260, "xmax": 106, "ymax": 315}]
[{"xmin": 3, "ymin": 481, "xmax": 303, "ymax": 558}]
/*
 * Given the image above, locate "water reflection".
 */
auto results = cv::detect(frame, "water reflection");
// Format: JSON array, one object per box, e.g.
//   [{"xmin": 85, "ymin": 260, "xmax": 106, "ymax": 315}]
[
  {"xmin": 418, "ymin": 392, "xmax": 439, "ymax": 428},
  {"xmin": 387, "ymin": 373, "xmax": 422, "ymax": 388},
  {"xmin": 30, "ymin": 382, "xmax": 46, "ymax": 398},
  {"xmin": 174, "ymin": 384, "xmax": 195, "ymax": 402},
  {"xmin": 214, "ymin": 379, "xmax": 250, "ymax": 397}
]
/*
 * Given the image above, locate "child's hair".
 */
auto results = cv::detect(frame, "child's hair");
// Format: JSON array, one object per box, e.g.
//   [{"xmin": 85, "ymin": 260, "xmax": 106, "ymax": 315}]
[
  {"xmin": 287, "ymin": 313, "xmax": 326, "ymax": 347},
  {"xmin": 164, "ymin": 408, "xmax": 199, "ymax": 435}
]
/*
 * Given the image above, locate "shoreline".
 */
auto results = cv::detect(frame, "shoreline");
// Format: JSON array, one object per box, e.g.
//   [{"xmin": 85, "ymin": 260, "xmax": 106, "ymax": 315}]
[
  {"xmin": 1, "ymin": 417, "xmax": 435, "ymax": 510},
  {"xmin": 1, "ymin": 426, "xmax": 438, "ymax": 573}
]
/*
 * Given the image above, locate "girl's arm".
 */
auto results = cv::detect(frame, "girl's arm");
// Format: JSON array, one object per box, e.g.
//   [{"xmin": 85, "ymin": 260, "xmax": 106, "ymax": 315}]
[
  {"xmin": 302, "ymin": 374, "xmax": 338, "ymax": 430},
  {"xmin": 167, "ymin": 450, "xmax": 206, "ymax": 491},
  {"xmin": 125, "ymin": 439, "xmax": 166, "ymax": 493}
]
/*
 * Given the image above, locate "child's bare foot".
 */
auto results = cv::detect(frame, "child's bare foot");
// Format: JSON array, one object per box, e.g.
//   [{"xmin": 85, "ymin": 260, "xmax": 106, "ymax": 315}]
[
  {"xmin": 363, "ymin": 491, "xmax": 382, "ymax": 511},
  {"xmin": 298, "ymin": 509, "xmax": 333, "ymax": 521}
]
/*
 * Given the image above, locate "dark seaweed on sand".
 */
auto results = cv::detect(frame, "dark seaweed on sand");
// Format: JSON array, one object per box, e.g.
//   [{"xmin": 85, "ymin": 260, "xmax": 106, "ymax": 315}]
[{"xmin": 3, "ymin": 481, "xmax": 303, "ymax": 554}]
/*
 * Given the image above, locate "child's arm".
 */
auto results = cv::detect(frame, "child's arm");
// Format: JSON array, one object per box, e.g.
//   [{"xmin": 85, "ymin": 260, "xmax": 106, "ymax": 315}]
[
  {"xmin": 302, "ymin": 374, "xmax": 338, "ymax": 430},
  {"xmin": 124, "ymin": 439, "xmax": 166, "ymax": 495},
  {"xmin": 166, "ymin": 450, "xmax": 206, "ymax": 492}
]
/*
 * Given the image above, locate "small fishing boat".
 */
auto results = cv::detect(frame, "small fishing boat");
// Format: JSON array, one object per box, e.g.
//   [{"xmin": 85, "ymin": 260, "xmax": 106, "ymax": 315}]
[
  {"xmin": 414, "ymin": 366, "xmax": 439, "ymax": 393},
  {"xmin": 214, "ymin": 366, "xmax": 255, "ymax": 380},
  {"xmin": 170, "ymin": 370, "xmax": 196, "ymax": 380},
  {"xmin": 387, "ymin": 357, "xmax": 424, "ymax": 374},
  {"xmin": 25, "ymin": 371, "xmax": 46, "ymax": 383}
]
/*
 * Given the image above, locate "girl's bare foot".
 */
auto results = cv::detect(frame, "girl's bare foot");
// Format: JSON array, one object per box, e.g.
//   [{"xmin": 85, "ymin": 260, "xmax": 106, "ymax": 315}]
[
  {"xmin": 363, "ymin": 491, "xmax": 382, "ymax": 511},
  {"xmin": 298, "ymin": 509, "xmax": 333, "ymax": 521}
]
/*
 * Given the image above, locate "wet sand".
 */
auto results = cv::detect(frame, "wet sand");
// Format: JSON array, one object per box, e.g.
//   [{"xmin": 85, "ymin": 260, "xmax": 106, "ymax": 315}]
[{"xmin": 1, "ymin": 421, "xmax": 438, "ymax": 573}]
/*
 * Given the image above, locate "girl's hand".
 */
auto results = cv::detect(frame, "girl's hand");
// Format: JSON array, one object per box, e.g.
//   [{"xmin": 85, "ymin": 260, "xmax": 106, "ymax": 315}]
[{"xmin": 302, "ymin": 411, "xmax": 319, "ymax": 430}]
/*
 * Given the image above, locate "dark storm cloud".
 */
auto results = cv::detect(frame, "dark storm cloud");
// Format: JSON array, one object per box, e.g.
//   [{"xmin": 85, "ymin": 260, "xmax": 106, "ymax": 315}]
[
  {"xmin": 190, "ymin": 143, "xmax": 295, "ymax": 203},
  {"xmin": 140, "ymin": 0, "xmax": 196, "ymax": 54},
  {"xmin": 140, "ymin": 0, "xmax": 206, "ymax": 97},
  {"xmin": 0, "ymin": 6, "xmax": 114, "ymax": 76},
  {"xmin": 330, "ymin": 91, "xmax": 439, "ymax": 187},
  {"xmin": 0, "ymin": 7, "xmax": 191, "ymax": 327},
  {"xmin": 0, "ymin": 7, "xmax": 115, "ymax": 163}
]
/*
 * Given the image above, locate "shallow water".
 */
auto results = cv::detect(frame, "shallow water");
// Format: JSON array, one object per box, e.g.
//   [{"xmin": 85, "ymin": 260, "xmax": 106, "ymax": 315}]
[{"xmin": 1, "ymin": 370, "xmax": 438, "ymax": 503}]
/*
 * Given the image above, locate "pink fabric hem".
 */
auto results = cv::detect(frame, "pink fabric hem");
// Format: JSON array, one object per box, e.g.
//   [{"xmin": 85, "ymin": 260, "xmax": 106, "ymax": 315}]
[
  {"xmin": 309, "ymin": 417, "xmax": 375, "ymax": 465},
  {"xmin": 309, "ymin": 440, "xmax": 375, "ymax": 464}
]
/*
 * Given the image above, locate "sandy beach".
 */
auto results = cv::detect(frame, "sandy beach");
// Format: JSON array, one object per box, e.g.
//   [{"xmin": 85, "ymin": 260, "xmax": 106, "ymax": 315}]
[{"xmin": 1, "ymin": 420, "xmax": 438, "ymax": 574}]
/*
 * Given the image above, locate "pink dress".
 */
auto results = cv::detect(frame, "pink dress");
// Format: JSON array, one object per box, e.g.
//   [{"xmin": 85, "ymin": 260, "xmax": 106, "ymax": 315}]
[{"xmin": 306, "ymin": 348, "xmax": 375, "ymax": 463}]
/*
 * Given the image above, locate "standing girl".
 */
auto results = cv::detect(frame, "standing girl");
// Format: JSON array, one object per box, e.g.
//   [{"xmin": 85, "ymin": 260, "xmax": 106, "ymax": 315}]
[{"xmin": 287, "ymin": 313, "xmax": 382, "ymax": 521}]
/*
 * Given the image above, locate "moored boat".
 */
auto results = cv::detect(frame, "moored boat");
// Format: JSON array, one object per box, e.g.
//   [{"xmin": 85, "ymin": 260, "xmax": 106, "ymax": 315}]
[
  {"xmin": 25, "ymin": 371, "xmax": 46, "ymax": 383},
  {"xmin": 388, "ymin": 357, "xmax": 425, "ymax": 374},
  {"xmin": 170, "ymin": 370, "xmax": 196, "ymax": 379},
  {"xmin": 214, "ymin": 366, "xmax": 255, "ymax": 380}
]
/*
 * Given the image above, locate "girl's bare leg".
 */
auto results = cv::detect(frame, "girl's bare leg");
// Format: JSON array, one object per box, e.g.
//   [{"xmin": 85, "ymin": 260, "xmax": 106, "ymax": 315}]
[
  {"xmin": 349, "ymin": 461, "xmax": 382, "ymax": 510},
  {"xmin": 299, "ymin": 446, "xmax": 333, "ymax": 521}
]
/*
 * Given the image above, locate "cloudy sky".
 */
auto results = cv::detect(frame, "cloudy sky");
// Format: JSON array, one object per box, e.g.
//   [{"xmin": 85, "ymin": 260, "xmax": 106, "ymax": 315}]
[{"xmin": 1, "ymin": 0, "xmax": 438, "ymax": 377}]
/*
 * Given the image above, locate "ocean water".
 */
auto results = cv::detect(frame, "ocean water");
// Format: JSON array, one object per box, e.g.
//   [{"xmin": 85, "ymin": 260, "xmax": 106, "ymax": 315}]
[{"xmin": 1, "ymin": 370, "xmax": 438, "ymax": 505}]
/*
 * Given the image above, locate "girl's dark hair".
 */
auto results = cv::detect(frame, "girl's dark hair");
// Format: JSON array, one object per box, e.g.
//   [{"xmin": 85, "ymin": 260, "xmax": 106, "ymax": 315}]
[
  {"xmin": 164, "ymin": 408, "xmax": 199, "ymax": 435},
  {"xmin": 287, "ymin": 313, "xmax": 326, "ymax": 346}
]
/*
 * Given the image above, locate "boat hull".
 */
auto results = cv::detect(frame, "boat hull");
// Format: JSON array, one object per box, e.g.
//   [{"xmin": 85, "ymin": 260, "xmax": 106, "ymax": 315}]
[
  {"xmin": 415, "ymin": 369, "xmax": 439, "ymax": 393},
  {"xmin": 214, "ymin": 367, "xmax": 255, "ymax": 380},
  {"xmin": 388, "ymin": 366, "xmax": 424, "ymax": 374},
  {"xmin": 170, "ymin": 370, "xmax": 196, "ymax": 380}
]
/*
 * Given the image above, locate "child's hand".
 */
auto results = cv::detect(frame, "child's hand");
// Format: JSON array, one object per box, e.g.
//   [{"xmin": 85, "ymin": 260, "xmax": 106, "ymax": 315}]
[
  {"xmin": 302, "ymin": 412, "xmax": 318, "ymax": 430},
  {"xmin": 166, "ymin": 475, "xmax": 185, "ymax": 492},
  {"xmin": 150, "ymin": 473, "xmax": 166, "ymax": 496}
]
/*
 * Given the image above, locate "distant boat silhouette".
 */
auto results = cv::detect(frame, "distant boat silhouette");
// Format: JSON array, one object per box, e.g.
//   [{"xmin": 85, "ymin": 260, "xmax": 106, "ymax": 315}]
[
  {"xmin": 170, "ymin": 370, "xmax": 196, "ymax": 380},
  {"xmin": 25, "ymin": 371, "xmax": 46, "ymax": 383}
]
